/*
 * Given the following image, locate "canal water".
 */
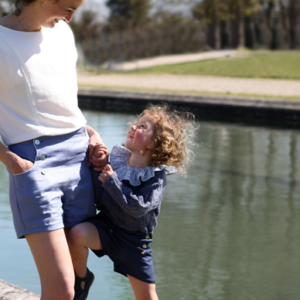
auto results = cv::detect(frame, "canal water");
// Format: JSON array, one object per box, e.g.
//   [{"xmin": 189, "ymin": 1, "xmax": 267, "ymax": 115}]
[{"xmin": 0, "ymin": 110, "xmax": 299, "ymax": 300}]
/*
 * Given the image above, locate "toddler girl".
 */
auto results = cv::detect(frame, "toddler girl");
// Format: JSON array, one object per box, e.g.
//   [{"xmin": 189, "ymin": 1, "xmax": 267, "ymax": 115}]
[{"xmin": 68, "ymin": 104, "xmax": 196, "ymax": 300}]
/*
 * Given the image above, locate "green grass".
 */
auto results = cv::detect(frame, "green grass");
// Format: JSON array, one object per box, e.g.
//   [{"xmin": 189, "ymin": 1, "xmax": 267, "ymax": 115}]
[
  {"xmin": 133, "ymin": 51, "xmax": 300, "ymax": 80},
  {"xmin": 79, "ymin": 84, "xmax": 300, "ymax": 102}
]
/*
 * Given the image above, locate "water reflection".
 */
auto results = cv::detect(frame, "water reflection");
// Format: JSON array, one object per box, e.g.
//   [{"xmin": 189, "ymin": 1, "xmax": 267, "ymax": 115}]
[{"xmin": 0, "ymin": 111, "xmax": 299, "ymax": 300}]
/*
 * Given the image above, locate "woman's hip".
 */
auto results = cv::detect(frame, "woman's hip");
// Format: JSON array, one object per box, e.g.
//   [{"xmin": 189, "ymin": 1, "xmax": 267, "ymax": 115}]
[{"xmin": 7, "ymin": 127, "xmax": 96, "ymax": 238}]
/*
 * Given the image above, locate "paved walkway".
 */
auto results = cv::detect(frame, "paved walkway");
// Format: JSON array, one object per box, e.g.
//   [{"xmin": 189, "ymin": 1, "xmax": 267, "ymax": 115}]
[
  {"xmin": 77, "ymin": 73, "xmax": 300, "ymax": 98},
  {"xmin": 106, "ymin": 50, "xmax": 237, "ymax": 70}
]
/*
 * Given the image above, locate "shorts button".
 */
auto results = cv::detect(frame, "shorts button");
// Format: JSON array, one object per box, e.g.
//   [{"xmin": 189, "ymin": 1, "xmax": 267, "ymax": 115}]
[
  {"xmin": 141, "ymin": 251, "xmax": 146, "ymax": 255},
  {"xmin": 40, "ymin": 155, "xmax": 46, "ymax": 161},
  {"xmin": 142, "ymin": 244, "xmax": 147, "ymax": 249},
  {"xmin": 145, "ymin": 235, "xmax": 150, "ymax": 239},
  {"xmin": 35, "ymin": 140, "xmax": 40, "ymax": 145}
]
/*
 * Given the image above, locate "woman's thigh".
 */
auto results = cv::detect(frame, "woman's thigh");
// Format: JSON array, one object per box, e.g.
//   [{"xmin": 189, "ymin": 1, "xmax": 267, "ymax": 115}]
[{"xmin": 25, "ymin": 229, "xmax": 75, "ymax": 300}]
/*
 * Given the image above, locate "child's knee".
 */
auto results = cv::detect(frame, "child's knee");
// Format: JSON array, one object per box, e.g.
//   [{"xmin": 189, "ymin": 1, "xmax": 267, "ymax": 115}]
[{"xmin": 68, "ymin": 224, "xmax": 88, "ymax": 246}]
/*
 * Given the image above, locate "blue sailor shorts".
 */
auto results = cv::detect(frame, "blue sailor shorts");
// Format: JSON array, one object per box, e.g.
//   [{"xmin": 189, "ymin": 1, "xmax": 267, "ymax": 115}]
[
  {"xmin": 7, "ymin": 127, "xmax": 96, "ymax": 239},
  {"xmin": 87, "ymin": 212, "xmax": 155, "ymax": 284}
]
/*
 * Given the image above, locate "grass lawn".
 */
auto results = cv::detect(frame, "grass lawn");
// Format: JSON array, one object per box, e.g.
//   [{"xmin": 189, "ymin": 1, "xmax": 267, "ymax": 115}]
[{"xmin": 133, "ymin": 51, "xmax": 300, "ymax": 80}]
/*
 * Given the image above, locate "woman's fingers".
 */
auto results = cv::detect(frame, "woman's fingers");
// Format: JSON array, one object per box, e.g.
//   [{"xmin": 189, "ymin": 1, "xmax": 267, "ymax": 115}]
[
  {"xmin": 7, "ymin": 153, "xmax": 34, "ymax": 175},
  {"xmin": 92, "ymin": 154, "xmax": 109, "ymax": 167}
]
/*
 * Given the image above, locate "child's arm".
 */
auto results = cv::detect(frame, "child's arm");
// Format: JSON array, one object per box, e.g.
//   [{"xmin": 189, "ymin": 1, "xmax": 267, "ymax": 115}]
[{"xmin": 99, "ymin": 165, "xmax": 166, "ymax": 218}]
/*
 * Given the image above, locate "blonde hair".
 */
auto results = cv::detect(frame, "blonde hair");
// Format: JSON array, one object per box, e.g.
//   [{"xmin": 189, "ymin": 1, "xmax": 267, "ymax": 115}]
[{"xmin": 133, "ymin": 104, "xmax": 197, "ymax": 175}]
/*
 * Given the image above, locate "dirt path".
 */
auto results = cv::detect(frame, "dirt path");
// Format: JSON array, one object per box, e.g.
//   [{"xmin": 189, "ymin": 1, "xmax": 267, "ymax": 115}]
[{"xmin": 77, "ymin": 73, "xmax": 300, "ymax": 98}]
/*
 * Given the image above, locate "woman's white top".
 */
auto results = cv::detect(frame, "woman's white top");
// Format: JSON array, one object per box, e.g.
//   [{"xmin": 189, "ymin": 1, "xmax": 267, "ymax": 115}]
[{"xmin": 0, "ymin": 21, "xmax": 86, "ymax": 146}]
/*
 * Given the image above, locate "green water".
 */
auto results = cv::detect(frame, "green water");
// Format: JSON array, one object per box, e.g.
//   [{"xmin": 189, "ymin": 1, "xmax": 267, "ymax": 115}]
[{"xmin": 0, "ymin": 110, "xmax": 299, "ymax": 300}]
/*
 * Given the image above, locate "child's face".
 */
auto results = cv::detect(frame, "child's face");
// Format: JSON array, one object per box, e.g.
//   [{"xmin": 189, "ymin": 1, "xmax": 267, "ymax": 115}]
[{"xmin": 125, "ymin": 114, "xmax": 156, "ymax": 154}]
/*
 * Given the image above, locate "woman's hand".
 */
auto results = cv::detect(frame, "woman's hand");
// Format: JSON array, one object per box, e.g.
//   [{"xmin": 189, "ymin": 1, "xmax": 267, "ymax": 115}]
[
  {"xmin": 86, "ymin": 125, "xmax": 109, "ymax": 171},
  {"xmin": 0, "ymin": 142, "xmax": 33, "ymax": 175},
  {"xmin": 6, "ymin": 151, "xmax": 34, "ymax": 175},
  {"xmin": 92, "ymin": 143, "xmax": 109, "ymax": 170},
  {"xmin": 98, "ymin": 164, "xmax": 113, "ymax": 183},
  {"xmin": 88, "ymin": 139, "xmax": 109, "ymax": 170}
]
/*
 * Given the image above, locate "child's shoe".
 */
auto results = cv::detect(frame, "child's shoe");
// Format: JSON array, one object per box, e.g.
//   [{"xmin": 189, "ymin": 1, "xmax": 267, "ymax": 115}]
[{"xmin": 74, "ymin": 268, "xmax": 95, "ymax": 300}]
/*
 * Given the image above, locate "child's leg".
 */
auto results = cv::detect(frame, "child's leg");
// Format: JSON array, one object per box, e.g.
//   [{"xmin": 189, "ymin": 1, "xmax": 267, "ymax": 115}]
[
  {"xmin": 68, "ymin": 222, "xmax": 102, "ymax": 280},
  {"xmin": 128, "ymin": 275, "xmax": 158, "ymax": 300}
]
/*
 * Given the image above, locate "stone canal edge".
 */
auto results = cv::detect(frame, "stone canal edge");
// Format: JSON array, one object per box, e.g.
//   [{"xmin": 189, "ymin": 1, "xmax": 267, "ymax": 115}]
[
  {"xmin": 0, "ymin": 279, "xmax": 39, "ymax": 300},
  {"xmin": 78, "ymin": 89, "xmax": 300, "ymax": 127}
]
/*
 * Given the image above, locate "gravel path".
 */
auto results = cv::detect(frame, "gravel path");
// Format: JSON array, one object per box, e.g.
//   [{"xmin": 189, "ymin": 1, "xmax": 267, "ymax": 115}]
[
  {"xmin": 110, "ymin": 50, "xmax": 236, "ymax": 70},
  {"xmin": 77, "ymin": 74, "xmax": 300, "ymax": 98}
]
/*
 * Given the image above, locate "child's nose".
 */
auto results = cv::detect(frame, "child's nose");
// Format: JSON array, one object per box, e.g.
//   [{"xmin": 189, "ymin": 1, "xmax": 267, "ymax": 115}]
[{"xmin": 131, "ymin": 125, "xmax": 136, "ymax": 131}]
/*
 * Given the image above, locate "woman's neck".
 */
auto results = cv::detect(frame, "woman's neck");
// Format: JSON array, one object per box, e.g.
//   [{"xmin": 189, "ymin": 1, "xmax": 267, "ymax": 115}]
[{"xmin": 0, "ymin": 10, "xmax": 42, "ymax": 32}]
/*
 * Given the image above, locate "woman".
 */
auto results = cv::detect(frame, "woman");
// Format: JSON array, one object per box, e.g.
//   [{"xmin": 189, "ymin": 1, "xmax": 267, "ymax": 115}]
[{"xmin": 0, "ymin": 1, "xmax": 107, "ymax": 299}]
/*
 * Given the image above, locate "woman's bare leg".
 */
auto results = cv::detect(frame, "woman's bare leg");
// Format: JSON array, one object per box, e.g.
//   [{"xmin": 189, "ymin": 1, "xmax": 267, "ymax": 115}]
[
  {"xmin": 128, "ymin": 275, "xmax": 158, "ymax": 300},
  {"xmin": 25, "ymin": 229, "xmax": 75, "ymax": 300}
]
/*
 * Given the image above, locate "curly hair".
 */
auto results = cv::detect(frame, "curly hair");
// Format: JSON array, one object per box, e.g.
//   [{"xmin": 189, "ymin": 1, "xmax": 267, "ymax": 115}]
[{"xmin": 132, "ymin": 104, "xmax": 197, "ymax": 175}]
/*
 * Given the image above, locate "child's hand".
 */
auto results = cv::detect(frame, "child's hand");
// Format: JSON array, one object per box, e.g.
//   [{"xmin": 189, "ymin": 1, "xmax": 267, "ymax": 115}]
[
  {"xmin": 98, "ymin": 164, "xmax": 114, "ymax": 183},
  {"xmin": 92, "ymin": 144, "xmax": 109, "ymax": 171}
]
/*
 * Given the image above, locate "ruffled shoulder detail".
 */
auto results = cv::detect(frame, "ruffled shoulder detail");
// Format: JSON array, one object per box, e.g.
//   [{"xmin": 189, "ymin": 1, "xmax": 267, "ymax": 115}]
[{"xmin": 110, "ymin": 145, "xmax": 177, "ymax": 186}]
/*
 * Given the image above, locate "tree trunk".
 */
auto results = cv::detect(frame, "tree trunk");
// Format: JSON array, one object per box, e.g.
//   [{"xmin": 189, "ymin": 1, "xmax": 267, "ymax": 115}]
[
  {"xmin": 213, "ymin": 1, "xmax": 221, "ymax": 49},
  {"xmin": 288, "ymin": 0, "xmax": 298, "ymax": 49},
  {"xmin": 237, "ymin": 1, "xmax": 245, "ymax": 48}
]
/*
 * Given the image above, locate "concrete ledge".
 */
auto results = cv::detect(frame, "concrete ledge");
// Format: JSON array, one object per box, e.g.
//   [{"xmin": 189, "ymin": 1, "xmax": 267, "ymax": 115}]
[
  {"xmin": 0, "ymin": 279, "xmax": 40, "ymax": 300},
  {"xmin": 78, "ymin": 89, "xmax": 300, "ymax": 128}
]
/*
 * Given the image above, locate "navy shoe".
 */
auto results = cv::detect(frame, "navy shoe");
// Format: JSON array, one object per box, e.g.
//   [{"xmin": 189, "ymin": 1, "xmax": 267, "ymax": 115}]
[{"xmin": 74, "ymin": 268, "xmax": 95, "ymax": 300}]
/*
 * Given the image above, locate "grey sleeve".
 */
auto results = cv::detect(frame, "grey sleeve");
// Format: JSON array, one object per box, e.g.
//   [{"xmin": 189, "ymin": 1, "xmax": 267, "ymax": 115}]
[{"xmin": 102, "ymin": 172, "xmax": 165, "ymax": 218}]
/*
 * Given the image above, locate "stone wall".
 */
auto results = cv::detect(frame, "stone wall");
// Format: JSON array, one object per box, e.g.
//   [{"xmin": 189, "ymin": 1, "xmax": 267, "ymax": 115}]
[{"xmin": 0, "ymin": 279, "xmax": 39, "ymax": 300}]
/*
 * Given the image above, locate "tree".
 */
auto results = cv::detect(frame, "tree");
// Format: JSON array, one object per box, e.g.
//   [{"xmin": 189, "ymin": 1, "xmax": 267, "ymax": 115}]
[
  {"xmin": 192, "ymin": 0, "xmax": 262, "ymax": 49},
  {"xmin": 106, "ymin": 0, "xmax": 151, "ymax": 31},
  {"xmin": 193, "ymin": 0, "xmax": 230, "ymax": 49},
  {"xmin": 279, "ymin": 0, "xmax": 299, "ymax": 49},
  {"xmin": 227, "ymin": 0, "xmax": 261, "ymax": 48},
  {"xmin": 260, "ymin": 0, "xmax": 280, "ymax": 49},
  {"xmin": 70, "ymin": 10, "xmax": 102, "ymax": 42}
]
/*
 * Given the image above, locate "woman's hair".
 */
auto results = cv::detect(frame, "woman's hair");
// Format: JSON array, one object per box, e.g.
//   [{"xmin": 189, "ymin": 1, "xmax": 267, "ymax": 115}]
[
  {"xmin": 13, "ymin": 0, "xmax": 38, "ymax": 16},
  {"xmin": 134, "ymin": 104, "xmax": 198, "ymax": 175}
]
